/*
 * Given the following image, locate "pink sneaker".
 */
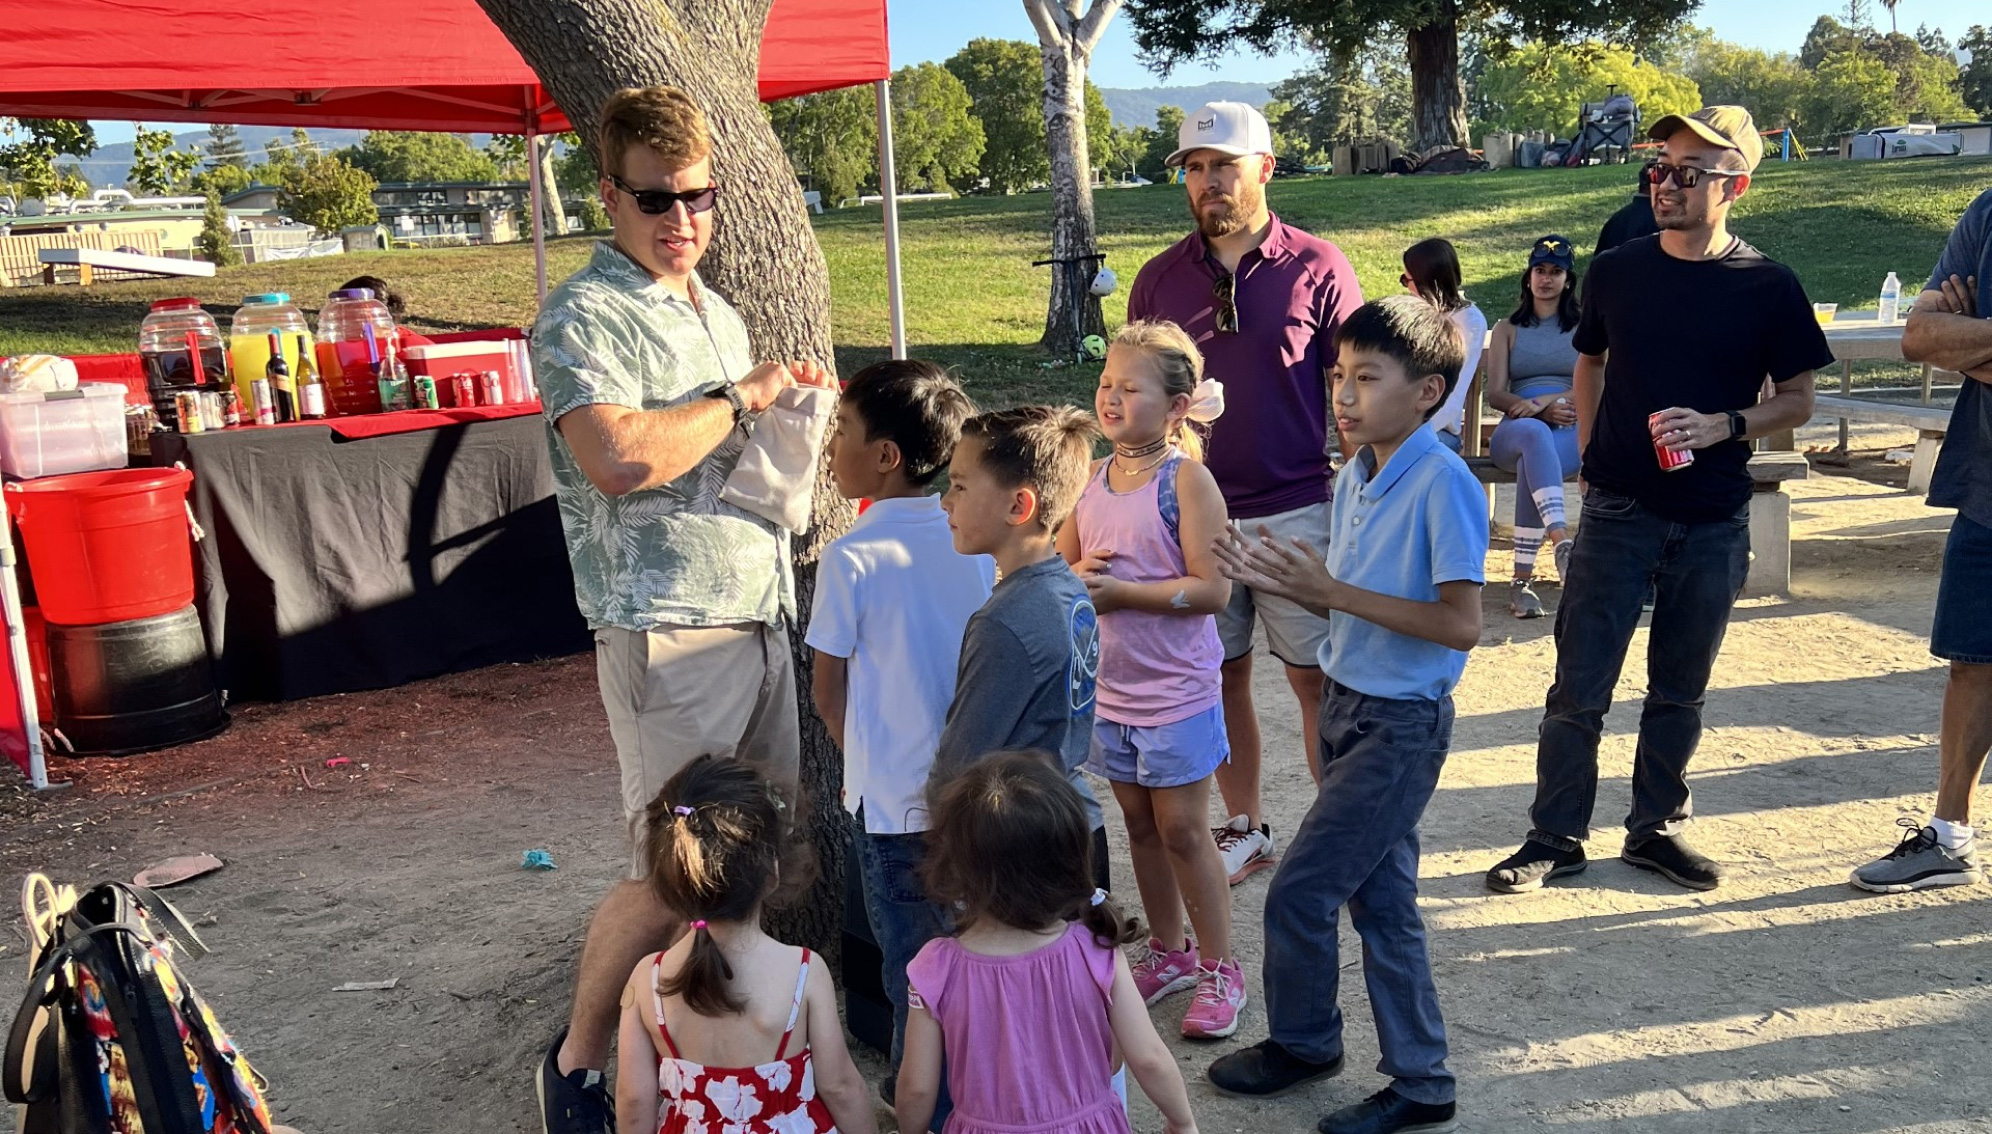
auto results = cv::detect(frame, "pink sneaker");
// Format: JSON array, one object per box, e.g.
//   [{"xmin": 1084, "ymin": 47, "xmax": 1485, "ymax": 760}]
[
  {"xmin": 1130, "ymin": 937, "xmax": 1200, "ymax": 1005},
  {"xmin": 1182, "ymin": 958, "xmax": 1246, "ymax": 1039}
]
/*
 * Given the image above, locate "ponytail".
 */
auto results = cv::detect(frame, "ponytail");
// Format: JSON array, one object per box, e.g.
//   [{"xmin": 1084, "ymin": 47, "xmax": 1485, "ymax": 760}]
[
  {"xmin": 664, "ymin": 916, "xmax": 742, "ymax": 1016},
  {"xmin": 1078, "ymin": 886, "xmax": 1144, "ymax": 950}
]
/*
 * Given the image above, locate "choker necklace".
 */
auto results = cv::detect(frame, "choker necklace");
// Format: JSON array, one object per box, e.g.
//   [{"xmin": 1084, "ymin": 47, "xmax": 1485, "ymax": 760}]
[
  {"xmin": 1113, "ymin": 437, "xmax": 1167, "ymax": 460},
  {"xmin": 1113, "ymin": 448, "xmax": 1171, "ymax": 477}
]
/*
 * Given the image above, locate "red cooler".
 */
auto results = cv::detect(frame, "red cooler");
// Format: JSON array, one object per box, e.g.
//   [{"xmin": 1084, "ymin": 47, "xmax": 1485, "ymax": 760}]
[{"xmin": 403, "ymin": 342, "xmax": 517, "ymax": 406}]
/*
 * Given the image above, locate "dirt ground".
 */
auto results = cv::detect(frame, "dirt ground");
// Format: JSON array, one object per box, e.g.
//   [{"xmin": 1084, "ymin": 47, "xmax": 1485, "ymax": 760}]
[{"xmin": 5, "ymin": 426, "xmax": 1989, "ymax": 1134}]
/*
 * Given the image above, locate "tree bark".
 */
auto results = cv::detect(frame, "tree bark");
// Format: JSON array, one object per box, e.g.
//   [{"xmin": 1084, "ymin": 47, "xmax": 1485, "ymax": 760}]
[
  {"xmin": 1026, "ymin": 0, "xmax": 1121, "ymax": 357},
  {"xmin": 1405, "ymin": 4, "xmax": 1469, "ymax": 152},
  {"xmin": 476, "ymin": 0, "xmax": 856, "ymax": 961}
]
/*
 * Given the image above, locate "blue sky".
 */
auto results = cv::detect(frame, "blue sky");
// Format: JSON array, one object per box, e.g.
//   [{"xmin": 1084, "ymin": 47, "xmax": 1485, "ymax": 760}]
[{"xmin": 88, "ymin": 0, "xmax": 1982, "ymax": 145}]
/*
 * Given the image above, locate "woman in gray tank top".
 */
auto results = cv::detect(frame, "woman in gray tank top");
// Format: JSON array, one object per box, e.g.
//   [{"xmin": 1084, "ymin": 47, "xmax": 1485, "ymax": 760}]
[{"xmin": 1486, "ymin": 235, "xmax": 1583, "ymax": 618}]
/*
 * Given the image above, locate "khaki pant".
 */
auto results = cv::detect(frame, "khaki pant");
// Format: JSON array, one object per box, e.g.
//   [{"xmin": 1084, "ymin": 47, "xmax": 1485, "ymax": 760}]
[{"xmin": 594, "ymin": 621, "xmax": 800, "ymax": 877}]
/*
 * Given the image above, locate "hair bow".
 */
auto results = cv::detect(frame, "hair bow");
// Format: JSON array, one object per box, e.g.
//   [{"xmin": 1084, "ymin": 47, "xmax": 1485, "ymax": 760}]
[{"xmin": 1186, "ymin": 378, "xmax": 1225, "ymax": 424}]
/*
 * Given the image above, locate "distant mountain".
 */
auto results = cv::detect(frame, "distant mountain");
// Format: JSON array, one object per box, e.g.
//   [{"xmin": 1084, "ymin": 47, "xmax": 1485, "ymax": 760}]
[
  {"xmin": 66, "ymin": 126, "xmax": 500, "ymax": 190},
  {"xmin": 1097, "ymin": 82, "xmax": 1275, "ymax": 129}
]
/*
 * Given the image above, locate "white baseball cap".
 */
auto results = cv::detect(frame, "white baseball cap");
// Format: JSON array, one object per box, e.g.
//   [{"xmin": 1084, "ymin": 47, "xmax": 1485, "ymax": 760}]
[{"xmin": 1166, "ymin": 101, "xmax": 1274, "ymax": 167}]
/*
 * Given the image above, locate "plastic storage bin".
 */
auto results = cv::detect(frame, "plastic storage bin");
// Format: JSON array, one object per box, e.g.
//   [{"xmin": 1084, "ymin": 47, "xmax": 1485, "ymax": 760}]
[{"xmin": 0, "ymin": 383, "xmax": 130, "ymax": 478}]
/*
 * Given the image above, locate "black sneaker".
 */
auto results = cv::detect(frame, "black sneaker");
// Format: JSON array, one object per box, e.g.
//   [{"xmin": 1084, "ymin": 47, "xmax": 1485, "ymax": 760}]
[
  {"xmin": 537, "ymin": 1027, "xmax": 612, "ymax": 1134},
  {"xmin": 1318, "ymin": 1088, "xmax": 1459, "ymax": 1134},
  {"xmin": 1208, "ymin": 1038, "xmax": 1344, "ymax": 1097},
  {"xmin": 1485, "ymin": 837, "xmax": 1587, "ymax": 893},
  {"xmin": 1622, "ymin": 833, "xmax": 1724, "ymax": 891}
]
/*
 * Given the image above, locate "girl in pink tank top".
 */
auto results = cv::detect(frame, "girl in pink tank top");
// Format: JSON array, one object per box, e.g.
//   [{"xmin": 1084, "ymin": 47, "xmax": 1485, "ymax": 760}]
[
  {"xmin": 896, "ymin": 751, "xmax": 1199, "ymax": 1134},
  {"xmin": 1057, "ymin": 321, "xmax": 1246, "ymax": 1040},
  {"xmin": 616, "ymin": 756, "xmax": 877, "ymax": 1134}
]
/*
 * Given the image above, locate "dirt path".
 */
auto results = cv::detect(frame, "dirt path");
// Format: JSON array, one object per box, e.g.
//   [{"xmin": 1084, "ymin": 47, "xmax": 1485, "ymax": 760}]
[{"xmin": 5, "ymin": 456, "xmax": 1989, "ymax": 1134}]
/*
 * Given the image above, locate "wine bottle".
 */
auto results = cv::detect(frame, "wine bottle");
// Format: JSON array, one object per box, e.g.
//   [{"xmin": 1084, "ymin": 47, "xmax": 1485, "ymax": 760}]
[
  {"xmin": 265, "ymin": 332, "xmax": 297, "ymax": 423},
  {"xmin": 296, "ymin": 334, "xmax": 327, "ymax": 419}
]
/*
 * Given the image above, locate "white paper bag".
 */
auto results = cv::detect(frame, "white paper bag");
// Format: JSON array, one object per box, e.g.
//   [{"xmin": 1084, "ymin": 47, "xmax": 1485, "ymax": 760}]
[{"xmin": 722, "ymin": 385, "xmax": 835, "ymax": 532}]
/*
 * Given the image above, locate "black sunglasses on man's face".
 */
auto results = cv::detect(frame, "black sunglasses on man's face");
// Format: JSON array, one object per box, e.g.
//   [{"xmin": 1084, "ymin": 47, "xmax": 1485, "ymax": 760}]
[
  {"xmin": 1647, "ymin": 161, "xmax": 1741, "ymax": 191},
  {"xmin": 610, "ymin": 174, "xmax": 720, "ymax": 216}
]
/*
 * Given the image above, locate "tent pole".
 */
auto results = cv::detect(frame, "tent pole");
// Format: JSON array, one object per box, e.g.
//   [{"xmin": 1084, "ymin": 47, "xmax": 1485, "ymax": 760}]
[
  {"xmin": 527, "ymin": 125, "xmax": 548, "ymax": 302},
  {"xmin": 873, "ymin": 78, "xmax": 907, "ymax": 360},
  {"xmin": 1, "ymin": 543, "xmax": 48, "ymax": 790}
]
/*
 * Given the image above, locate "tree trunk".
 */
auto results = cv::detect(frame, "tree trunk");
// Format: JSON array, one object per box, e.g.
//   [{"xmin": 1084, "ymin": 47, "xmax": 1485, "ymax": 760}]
[
  {"xmin": 1405, "ymin": 6, "xmax": 1469, "ymax": 152},
  {"xmin": 1027, "ymin": 0, "xmax": 1120, "ymax": 358},
  {"xmin": 476, "ymin": 0, "xmax": 856, "ymax": 961},
  {"xmin": 536, "ymin": 134, "xmax": 565, "ymax": 238}
]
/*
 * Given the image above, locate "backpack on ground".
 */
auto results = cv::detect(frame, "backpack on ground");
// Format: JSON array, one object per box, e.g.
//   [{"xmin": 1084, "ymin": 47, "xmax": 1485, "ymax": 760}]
[{"xmin": 5, "ymin": 874, "xmax": 274, "ymax": 1134}]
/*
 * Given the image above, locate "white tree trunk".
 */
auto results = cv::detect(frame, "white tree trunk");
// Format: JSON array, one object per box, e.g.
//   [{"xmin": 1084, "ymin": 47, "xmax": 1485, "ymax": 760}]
[
  {"xmin": 1026, "ymin": 0, "xmax": 1121, "ymax": 357},
  {"xmin": 536, "ymin": 135, "xmax": 565, "ymax": 236}
]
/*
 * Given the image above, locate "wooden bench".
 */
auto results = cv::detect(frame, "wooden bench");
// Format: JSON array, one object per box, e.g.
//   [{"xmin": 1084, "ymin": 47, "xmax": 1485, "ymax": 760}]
[
  {"xmin": 1810, "ymin": 393, "xmax": 1950, "ymax": 493},
  {"xmin": 1460, "ymin": 451, "xmax": 1810, "ymax": 597},
  {"xmin": 39, "ymin": 247, "xmax": 214, "ymax": 286}
]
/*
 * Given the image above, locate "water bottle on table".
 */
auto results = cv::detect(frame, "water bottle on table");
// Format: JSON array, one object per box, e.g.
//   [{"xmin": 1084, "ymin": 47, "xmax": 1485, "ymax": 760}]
[{"xmin": 1878, "ymin": 272, "xmax": 1901, "ymax": 326}]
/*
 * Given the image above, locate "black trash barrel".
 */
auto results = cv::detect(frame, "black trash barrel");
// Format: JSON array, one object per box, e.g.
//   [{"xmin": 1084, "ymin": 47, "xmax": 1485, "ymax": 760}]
[{"xmin": 47, "ymin": 605, "xmax": 228, "ymax": 757}]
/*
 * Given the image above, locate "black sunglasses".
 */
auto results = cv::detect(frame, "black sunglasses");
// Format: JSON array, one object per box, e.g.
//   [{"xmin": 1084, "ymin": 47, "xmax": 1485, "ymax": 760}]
[
  {"xmin": 1212, "ymin": 273, "xmax": 1238, "ymax": 334},
  {"xmin": 1647, "ymin": 162, "xmax": 1741, "ymax": 190},
  {"xmin": 610, "ymin": 174, "xmax": 720, "ymax": 216}
]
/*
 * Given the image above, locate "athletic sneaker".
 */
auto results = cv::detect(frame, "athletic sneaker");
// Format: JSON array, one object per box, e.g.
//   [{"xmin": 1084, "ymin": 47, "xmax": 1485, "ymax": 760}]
[
  {"xmin": 1316, "ymin": 1087, "xmax": 1459, "ymax": 1134},
  {"xmin": 1851, "ymin": 820, "xmax": 1984, "ymax": 893},
  {"xmin": 1130, "ymin": 937, "xmax": 1201, "ymax": 1005},
  {"xmin": 1508, "ymin": 580, "xmax": 1545, "ymax": 619},
  {"xmin": 1182, "ymin": 958, "xmax": 1246, "ymax": 1039},
  {"xmin": 1215, "ymin": 815, "xmax": 1276, "ymax": 884},
  {"xmin": 1552, "ymin": 537, "xmax": 1573, "ymax": 584},
  {"xmin": 1485, "ymin": 837, "xmax": 1587, "ymax": 893},
  {"xmin": 537, "ymin": 1028, "xmax": 612, "ymax": 1134}
]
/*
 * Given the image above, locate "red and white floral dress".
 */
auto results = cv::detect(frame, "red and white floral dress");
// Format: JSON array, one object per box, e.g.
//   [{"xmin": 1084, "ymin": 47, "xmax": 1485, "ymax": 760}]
[{"xmin": 651, "ymin": 947, "xmax": 838, "ymax": 1134}]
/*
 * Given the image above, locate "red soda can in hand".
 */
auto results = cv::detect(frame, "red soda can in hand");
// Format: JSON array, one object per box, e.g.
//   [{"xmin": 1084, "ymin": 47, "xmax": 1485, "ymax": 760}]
[{"xmin": 1650, "ymin": 411, "xmax": 1694, "ymax": 472}]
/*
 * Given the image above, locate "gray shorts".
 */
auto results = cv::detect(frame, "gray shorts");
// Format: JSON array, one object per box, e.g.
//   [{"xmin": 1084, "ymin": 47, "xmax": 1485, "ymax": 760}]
[
  {"xmin": 594, "ymin": 620, "xmax": 800, "ymax": 879},
  {"xmin": 1218, "ymin": 500, "xmax": 1333, "ymax": 668}
]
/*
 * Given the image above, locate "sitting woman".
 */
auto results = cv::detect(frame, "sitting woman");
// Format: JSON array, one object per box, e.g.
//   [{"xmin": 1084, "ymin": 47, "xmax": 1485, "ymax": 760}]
[
  {"xmin": 1486, "ymin": 235, "xmax": 1582, "ymax": 619},
  {"xmin": 1401, "ymin": 237, "xmax": 1487, "ymax": 453}
]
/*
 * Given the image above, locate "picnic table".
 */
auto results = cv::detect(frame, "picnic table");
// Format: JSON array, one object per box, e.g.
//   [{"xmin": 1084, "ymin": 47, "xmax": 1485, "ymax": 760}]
[{"xmin": 1812, "ymin": 317, "xmax": 1960, "ymax": 491}]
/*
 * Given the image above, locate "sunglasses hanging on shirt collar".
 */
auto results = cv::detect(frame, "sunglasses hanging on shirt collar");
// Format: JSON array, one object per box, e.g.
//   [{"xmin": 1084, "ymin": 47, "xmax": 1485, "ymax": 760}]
[
  {"xmin": 610, "ymin": 174, "xmax": 721, "ymax": 216},
  {"xmin": 1212, "ymin": 272, "xmax": 1238, "ymax": 334}
]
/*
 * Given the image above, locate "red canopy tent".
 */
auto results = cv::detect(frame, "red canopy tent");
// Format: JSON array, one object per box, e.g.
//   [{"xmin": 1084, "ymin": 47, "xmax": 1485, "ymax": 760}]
[{"xmin": 0, "ymin": 0, "xmax": 909, "ymax": 789}]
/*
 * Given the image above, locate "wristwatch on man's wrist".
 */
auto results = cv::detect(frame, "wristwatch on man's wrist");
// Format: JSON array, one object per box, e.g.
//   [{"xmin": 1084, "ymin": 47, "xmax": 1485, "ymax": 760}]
[
  {"xmin": 1727, "ymin": 410, "xmax": 1747, "ymax": 441},
  {"xmin": 707, "ymin": 380, "xmax": 749, "ymax": 422}
]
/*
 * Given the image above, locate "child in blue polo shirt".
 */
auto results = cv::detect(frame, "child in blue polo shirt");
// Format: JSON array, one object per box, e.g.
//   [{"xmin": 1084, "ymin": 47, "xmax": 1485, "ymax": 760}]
[{"xmin": 1208, "ymin": 294, "xmax": 1486, "ymax": 1134}]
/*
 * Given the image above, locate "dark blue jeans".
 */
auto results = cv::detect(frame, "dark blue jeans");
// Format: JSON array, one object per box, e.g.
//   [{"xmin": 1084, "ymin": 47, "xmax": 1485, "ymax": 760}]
[
  {"xmin": 1263, "ymin": 680, "xmax": 1455, "ymax": 1106},
  {"xmin": 851, "ymin": 814, "xmax": 953, "ymax": 1129},
  {"xmin": 1531, "ymin": 487, "xmax": 1751, "ymax": 843}
]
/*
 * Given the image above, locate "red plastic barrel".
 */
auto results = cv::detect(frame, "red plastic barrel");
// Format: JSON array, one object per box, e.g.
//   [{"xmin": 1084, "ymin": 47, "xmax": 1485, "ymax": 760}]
[{"xmin": 6, "ymin": 468, "xmax": 196, "ymax": 626}]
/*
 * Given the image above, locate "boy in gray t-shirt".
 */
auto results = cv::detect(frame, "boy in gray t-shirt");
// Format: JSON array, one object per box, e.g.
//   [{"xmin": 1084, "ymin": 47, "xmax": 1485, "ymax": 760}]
[{"xmin": 931, "ymin": 406, "xmax": 1108, "ymax": 886}]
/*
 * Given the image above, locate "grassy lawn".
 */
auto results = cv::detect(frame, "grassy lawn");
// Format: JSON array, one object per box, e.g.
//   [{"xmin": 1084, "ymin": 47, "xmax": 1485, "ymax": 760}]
[{"xmin": 5, "ymin": 155, "xmax": 1988, "ymax": 411}]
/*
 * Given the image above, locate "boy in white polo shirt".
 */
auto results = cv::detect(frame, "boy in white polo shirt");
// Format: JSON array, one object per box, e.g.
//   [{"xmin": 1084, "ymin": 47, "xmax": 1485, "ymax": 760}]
[{"xmin": 807, "ymin": 359, "xmax": 993, "ymax": 1112}]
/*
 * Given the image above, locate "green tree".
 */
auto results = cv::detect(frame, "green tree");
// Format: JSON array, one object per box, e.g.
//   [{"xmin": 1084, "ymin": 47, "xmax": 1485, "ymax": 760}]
[
  {"xmin": 1864, "ymin": 31, "xmax": 1972, "ymax": 124},
  {"xmin": 127, "ymin": 123, "xmax": 200, "ymax": 195},
  {"xmin": 1801, "ymin": 15, "xmax": 1861, "ymax": 67},
  {"xmin": 191, "ymin": 162, "xmax": 253, "ymax": 199},
  {"xmin": 887, "ymin": 62, "xmax": 985, "ymax": 192},
  {"xmin": 204, "ymin": 123, "xmax": 248, "ymax": 170},
  {"xmin": 1799, "ymin": 49, "xmax": 1898, "ymax": 141},
  {"xmin": 341, "ymin": 131, "xmax": 500, "ymax": 183},
  {"xmin": 0, "ymin": 118, "xmax": 97, "ymax": 199},
  {"xmin": 1476, "ymin": 41, "xmax": 1700, "ymax": 136},
  {"xmin": 946, "ymin": 38, "xmax": 1050, "ymax": 192},
  {"xmin": 1962, "ymin": 26, "xmax": 1992, "ymax": 117},
  {"xmin": 196, "ymin": 188, "xmax": 243, "ymax": 268},
  {"xmin": 1674, "ymin": 35, "xmax": 1808, "ymax": 129},
  {"xmin": 1271, "ymin": 42, "xmax": 1415, "ymax": 153},
  {"xmin": 766, "ymin": 86, "xmax": 876, "ymax": 204},
  {"xmin": 579, "ymin": 195, "xmax": 611, "ymax": 231},
  {"xmin": 1125, "ymin": 0, "xmax": 1696, "ymax": 150},
  {"xmin": 1138, "ymin": 104, "xmax": 1185, "ymax": 175},
  {"xmin": 1084, "ymin": 80, "xmax": 1116, "ymax": 179},
  {"xmin": 274, "ymin": 149, "xmax": 378, "ymax": 235}
]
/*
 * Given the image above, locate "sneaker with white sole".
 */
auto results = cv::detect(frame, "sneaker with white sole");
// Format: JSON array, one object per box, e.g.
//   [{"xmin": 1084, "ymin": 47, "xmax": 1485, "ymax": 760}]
[
  {"xmin": 1130, "ymin": 937, "xmax": 1201, "ymax": 1005},
  {"xmin": 1182, "ymin": 958, "xmax": 1246, "ymax": 1039},
  {"xmin": 1214, "ymin": 815, "xmax": 1276, "ymax": 885},
  {"xmin": 1851, "ymin": 819, "xmax": 1984, "ymax": 893},
  {"xmin": 536, "ymin": 1027, "xmax": 612, "ymax": 1134}
]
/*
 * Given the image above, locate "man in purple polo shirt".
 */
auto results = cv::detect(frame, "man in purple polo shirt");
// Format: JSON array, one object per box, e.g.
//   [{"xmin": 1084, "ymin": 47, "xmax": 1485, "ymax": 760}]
[{"xmin": 1128, "ymin": 101, "xmax": 1364, "ymax": 883}]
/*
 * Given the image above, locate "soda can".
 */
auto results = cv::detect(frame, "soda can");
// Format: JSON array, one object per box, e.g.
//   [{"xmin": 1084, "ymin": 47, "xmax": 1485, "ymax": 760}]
[
  {"xmin": 201, "ymin": 390, "xmax": 226, "ymax": 431},
  {"xmin": 221, "ymin": 388, "xmax": 243, "ymax": 428},
  {"xmin": 250, "ymin": 378, "xmax": 277, "ymax": 426},
  {"xmin": 1650, "ymin": 411, "xmax": 1694, "ymax": 472},
  {"xmin": 450, "ymin": 372, "xmax": 477, "ymax": 409},
  {"xmin": 479, "ymin": 370, "xmax": 504, "ymax": 406},
  {"xmin": 411, "ymin": 375, "xmax": 437, "ymax": 410},
  {"xmin": 175, "ymin": 390, "xmax": 205, "ymax": 434}
]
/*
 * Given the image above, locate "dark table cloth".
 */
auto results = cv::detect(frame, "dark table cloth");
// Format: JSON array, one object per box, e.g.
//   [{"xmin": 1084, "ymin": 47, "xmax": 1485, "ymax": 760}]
[{"xmin": 145, "ymin": 415, "xmax": 588, "ymax": 702}]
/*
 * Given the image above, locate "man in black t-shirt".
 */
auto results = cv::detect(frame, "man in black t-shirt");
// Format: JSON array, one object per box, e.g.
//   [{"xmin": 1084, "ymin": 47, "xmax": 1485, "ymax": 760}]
[
  {"xmin": 1487, "ymin": 106, "xmax": 1833, "ymax": 895},
  {"xmin": 1594, "ymin": 160, "xmax": 1658, "ymax": 255}
]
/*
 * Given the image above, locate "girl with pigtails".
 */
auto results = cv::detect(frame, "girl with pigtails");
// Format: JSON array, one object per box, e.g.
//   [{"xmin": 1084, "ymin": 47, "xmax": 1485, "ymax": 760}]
[{"xmin": 615, "ymin": 755, "xmax": 876, "ymax": 1134}]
